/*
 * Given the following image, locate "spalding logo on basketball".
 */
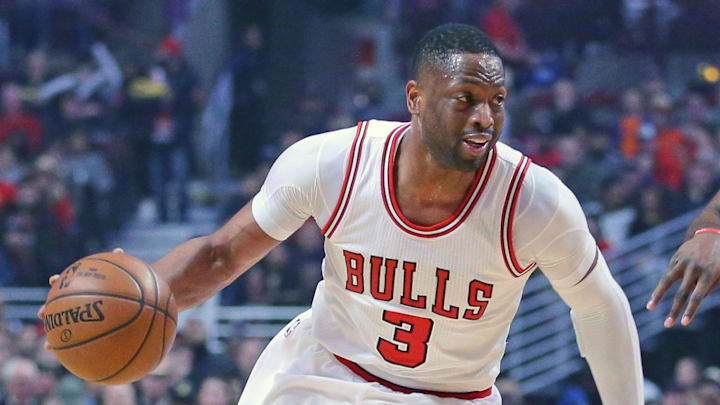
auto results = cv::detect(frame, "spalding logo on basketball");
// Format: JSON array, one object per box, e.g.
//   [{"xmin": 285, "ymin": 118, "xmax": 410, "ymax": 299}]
[{"xmin": 44, "ymin": 252, "xmax": 177, "ymax": 385}]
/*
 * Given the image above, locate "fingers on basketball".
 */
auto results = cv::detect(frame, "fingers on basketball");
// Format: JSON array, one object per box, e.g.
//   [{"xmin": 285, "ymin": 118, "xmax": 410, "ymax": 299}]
[{"xmin": 43, "ymin": 251, "xmax": 177, "ymax": 384}]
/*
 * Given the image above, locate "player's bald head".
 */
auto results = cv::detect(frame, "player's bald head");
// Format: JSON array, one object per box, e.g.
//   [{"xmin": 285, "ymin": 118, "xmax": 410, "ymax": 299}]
[{"xmin": 412, "ymin": 24, "xmax": 502, "ymax": 82}]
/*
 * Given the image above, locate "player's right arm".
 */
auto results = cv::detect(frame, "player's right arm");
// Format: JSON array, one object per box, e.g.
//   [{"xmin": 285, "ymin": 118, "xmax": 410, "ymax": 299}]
[
  {"xmin": 150, "ymin": 203, "xmax": 281, "ymax": 310},
  {"xmin": 152, "ymin": 133, "xmax": 331, "ymax": 311},
  {"xmin": 647, "ymin": 189, "xmax": 720, "ymax": 326},
  {"xmin": 36, "ymin": 209, "xmax": 277, "ymax": 320},
  {"xmin": 38, "ymin": 131, "xmax": 332, "ymax": 317}
]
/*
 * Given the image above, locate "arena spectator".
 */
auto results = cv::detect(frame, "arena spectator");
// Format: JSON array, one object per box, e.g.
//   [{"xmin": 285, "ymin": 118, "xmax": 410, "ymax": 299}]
[
  {"xmin": 230, "ymin": 337, "xmax": 267, "ymax": 384},
  {"xmin": 196, "ymin": 376, "xmax": 232, "ymax": 405},
  {"xmin": 0, "ymin": 357, "xmax": 41, "ymax": 405},
  {"xmin": 481, "ymin": 0, "xmax": 539, "ymax": 66},
  {"xmin": 651, "ymin": 93, "xmax": 694, "ymax": 191},
  {"xmin": 137, "ymin": 359, "xmax": 173, "ymax": 405},
  {"xmin": 50, "ymin": 376, "xmax": 89, "ymax": 404},
  {"xmin": 550, "ymin": 79, "xmax": 590, "ymax": 135},
  {"xmin": 0, "ymin": 146, "xmax": 26, "ymax": 185},
  {"xmin": 100, "ymin": 384, "xmax": 137, "ymax": 405},
  {"xmin": 0, "ymin": 83, "xmax": 43, "ymax": 158},
  {"xmin": 146, "ymin": 36, "xmax": 201, "ymax": 223},
  {"xmin": 618, "ymin": 88, "xmax": 650, "ymax": 159},
  {"xmin": 674, "ymin": 162, "xmax": 719, "ymax": 213},
  {"xmin": 630, "ymin": 185, "xmax": 672, "ymax": 235},
  {"xmin": 673, "ymin": 357, "xmax": 701, "ymax": 392}
]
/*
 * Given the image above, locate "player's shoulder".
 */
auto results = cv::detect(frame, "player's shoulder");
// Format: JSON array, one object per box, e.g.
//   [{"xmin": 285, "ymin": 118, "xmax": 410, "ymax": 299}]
[
  {"xmin": 286, "ymin": 124, "xmax": 357, "ymax": 155},
  {"xmin": 303, "ymin": 120, "xmax": 407, "ymax": 165},
  {"xmin": 495, "ymin": 141, "xmax": 567, "ymax": 198},
  {"xmin": 312, "ymin": 119, "xmax": 406, "ymax": 143},
  {"xmin": 496, "ymin": 141, "xmax": 581, "ymax": 222},
  {"xmin": 297, "ymin": 120, "xmax": 403, "ymax": 153},
  {"xmin": 275, "ymin": 124, "xmax": 359, "ymax": 167},
  {"xmin": 363, "ymin": 119, "xmax": 409, "ymax": 139},
  {"xmin": 494, "ymin": 141, "xmax": 526, "ymax": 167}
]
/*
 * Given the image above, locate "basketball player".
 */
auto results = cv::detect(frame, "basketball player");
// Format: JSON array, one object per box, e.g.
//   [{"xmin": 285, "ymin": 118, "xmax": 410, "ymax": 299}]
[
  {"xmin": 647, "ymin": 189, "xmax": 720, "ymax": 327},
  {"xmin": 41, "ymin": 24, "xmax": 643, "ymax": 403}
]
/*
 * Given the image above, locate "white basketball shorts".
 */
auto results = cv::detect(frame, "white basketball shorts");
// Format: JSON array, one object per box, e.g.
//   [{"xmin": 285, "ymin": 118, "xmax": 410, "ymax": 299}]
[{"xmin": 237, "ymin": 310, "xmax": 501, "ymax": 405}]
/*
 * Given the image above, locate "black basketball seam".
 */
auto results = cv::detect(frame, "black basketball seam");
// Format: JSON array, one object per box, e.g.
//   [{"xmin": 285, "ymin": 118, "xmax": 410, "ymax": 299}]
[
  {"xmin": 146, "ymin": 262, "xmax": 178, "ymax": 324},
  {"xmin": 47, "ymin": 256, "xmax": 177, "ymax": 323},
  {"xmin": 148, "ymin": 263, "xmax": 165, "ymax": 371},
  {"xmin": 145, "ymin": 263, "xmax": 177, "ymax": 325},
  {"xmin": 84, "ymin": 257, "xmax": 143, "ymax": 295},
  {"xmin": 159, "ymin": 292, "xmax": 172, "ymax": 369},
  {"xmin": 48, "ymin": 257, "xmax": 146, "ymax": 351},
  {"xmin": 47, "ymin": 292, "xmax": 176, "ymax": 322},
  {"xmin": 95, "ymin": 262, "xmax": 160, "ymax": 383}
]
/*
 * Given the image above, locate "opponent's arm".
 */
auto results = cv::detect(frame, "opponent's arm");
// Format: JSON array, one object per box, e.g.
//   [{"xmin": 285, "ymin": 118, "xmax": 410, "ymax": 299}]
[
  {"xmin": 520, "ymin": 170, "xmax": 643, "ymax": 404},
  {"xmin": 151, "ymin": 202, "xmax": 281, "ymax": 310},
  {"xmin": 683, "ymin": 189, "xmax": 720, "ymax": 239},
  {"xmin": 647, "ymin": 189, "xmax": 720, "ymax": 326}
]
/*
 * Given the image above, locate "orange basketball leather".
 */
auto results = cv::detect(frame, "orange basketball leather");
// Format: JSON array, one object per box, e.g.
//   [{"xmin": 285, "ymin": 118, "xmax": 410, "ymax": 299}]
[{"xmin": 44, "ymin": 252, "xmax": 177, "ymax": 384}]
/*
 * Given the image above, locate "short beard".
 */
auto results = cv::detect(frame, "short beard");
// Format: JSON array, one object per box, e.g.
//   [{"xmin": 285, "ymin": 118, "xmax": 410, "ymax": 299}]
[{"xmin": 422, "ymin": 133, "xmax": 484, "ymax": 173}]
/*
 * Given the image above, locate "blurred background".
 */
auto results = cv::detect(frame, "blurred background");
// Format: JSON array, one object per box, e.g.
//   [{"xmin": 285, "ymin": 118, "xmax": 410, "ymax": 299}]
[{"xmin": 1, "ymin": 0, "xmax": 720, "ymax": 404}]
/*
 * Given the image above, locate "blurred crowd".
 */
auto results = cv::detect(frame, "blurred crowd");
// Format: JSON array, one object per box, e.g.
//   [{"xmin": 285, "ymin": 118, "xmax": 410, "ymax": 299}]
[
  {"xmin": 0, "ymin": 303, "xmax": 267, "ymax": 405},
  {"xmin": 2, "ymin": 0, "xmax": 720, "ymax": 404},
  {"xmin": 3, "ymin": 301, "xmax": 720, "ymax": 405},
  {"xmin": 0, "ymin": 11, "xmax": 201, "ymax": 287}
]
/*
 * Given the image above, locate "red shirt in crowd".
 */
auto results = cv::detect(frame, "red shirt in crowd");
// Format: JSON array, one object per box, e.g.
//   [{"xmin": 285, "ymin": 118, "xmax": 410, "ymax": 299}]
[
  {"xmin": 482, "ymin": 6, "xmax": 524, "ymax": 50},
  {"xmin": 0, "ymin": 182, "xmax": 16, "ymax": 213},
  {"xmin": 0, "ymin": 113, "xmax": 43, "ymax": 152},
  {"xmin": 654, "ymin": 128, "xmax": 695, "ymax": 190}
]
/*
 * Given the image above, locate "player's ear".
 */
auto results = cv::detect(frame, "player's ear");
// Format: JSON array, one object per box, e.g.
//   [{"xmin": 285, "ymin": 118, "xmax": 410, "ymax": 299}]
[{"xmin": 406, "ymin": 80, "xmax": 422, "ymax": 115}]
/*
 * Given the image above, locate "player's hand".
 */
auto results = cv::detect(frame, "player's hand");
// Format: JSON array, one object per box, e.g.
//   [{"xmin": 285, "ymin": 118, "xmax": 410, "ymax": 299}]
[
  {"xmin": 37, "ymin": 274, "xmax": 60, "ymax": 351},
  {"xmin": 647, "ymin": 234, "xmax": 720, "ymax": 327},
  {"xmin": 38, "ymin": 248, "xmax": 125, "ymax": 351}
]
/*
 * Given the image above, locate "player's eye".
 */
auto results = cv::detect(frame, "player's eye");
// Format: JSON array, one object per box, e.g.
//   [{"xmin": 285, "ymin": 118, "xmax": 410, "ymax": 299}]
[
  {"xmin": 494, "ymin": 95, "xmax": 505, "ymax": 106},
  {"xmin": 456, "ymin": 95, "xmax": 470, "ymax": 103}
]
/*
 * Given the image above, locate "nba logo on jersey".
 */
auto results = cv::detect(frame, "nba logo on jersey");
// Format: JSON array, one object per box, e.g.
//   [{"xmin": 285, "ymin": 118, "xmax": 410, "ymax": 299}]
[{"xmin": 284, "ymin": 318, "xmax": 301, "ymax": 338}]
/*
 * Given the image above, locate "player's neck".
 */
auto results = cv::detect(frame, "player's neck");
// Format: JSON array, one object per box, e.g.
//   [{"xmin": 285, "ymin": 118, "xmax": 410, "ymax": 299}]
[{"xmin": 394, "ymin": 126, "xmax": 478, "ymax": 217}]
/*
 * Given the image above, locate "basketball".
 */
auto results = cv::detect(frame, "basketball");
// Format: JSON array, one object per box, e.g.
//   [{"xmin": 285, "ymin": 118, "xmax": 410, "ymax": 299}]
[{"xmin": 43, "ymin": 252, "xmax": 177, "ymax": 385}]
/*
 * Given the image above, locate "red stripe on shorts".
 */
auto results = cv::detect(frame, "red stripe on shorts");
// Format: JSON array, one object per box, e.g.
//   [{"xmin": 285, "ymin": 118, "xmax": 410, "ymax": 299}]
[{"xmin": 334, "ymin": 355, "xmax": 492, "ymax": 400}]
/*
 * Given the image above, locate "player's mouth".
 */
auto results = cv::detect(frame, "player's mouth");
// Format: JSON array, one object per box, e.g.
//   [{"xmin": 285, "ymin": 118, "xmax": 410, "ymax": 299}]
[{"xmin": 461, "ymin": 133, "xmax": 492, "ymax": 156}]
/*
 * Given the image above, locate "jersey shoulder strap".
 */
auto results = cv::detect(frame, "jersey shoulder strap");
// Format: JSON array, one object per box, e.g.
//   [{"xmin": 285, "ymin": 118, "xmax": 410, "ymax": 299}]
[{"xmin": 321, "ymin": 121, "xmax": 370, "ymax": 238}]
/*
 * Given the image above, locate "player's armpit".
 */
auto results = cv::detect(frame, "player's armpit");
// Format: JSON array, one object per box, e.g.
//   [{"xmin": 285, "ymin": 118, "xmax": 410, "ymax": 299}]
[{"xmin": 152, "ymin": 201, "xmax": 281, "ymax": 310}]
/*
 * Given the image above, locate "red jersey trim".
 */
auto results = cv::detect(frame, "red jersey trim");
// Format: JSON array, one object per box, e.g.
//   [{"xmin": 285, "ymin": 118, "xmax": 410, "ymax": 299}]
[
  {"xmin": 334, "ymin": 355, "xmax": 493, "ymax": 400},
  {"xmin": 380, "ymin": 126, "xmax": 496, "ymax": 238},
  {"xmin": 501, "ymin": 156, "xmax": 536, "ymax": 277},
  {"xmin": 321, "ymin": 121, "xmax": 369, "ymax": 238}
]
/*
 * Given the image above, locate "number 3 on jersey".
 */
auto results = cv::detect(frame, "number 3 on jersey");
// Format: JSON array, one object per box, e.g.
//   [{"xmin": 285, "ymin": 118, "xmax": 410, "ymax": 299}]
[{"xmin": 376, "ymin": 310, "xmax": 434, "ymax": 368}]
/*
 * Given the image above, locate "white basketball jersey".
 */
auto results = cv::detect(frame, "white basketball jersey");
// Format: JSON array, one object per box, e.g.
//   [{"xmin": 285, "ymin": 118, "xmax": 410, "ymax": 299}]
[{"xmin": 308, "ymin": 120, "xmax": 535, "ymax": 393}]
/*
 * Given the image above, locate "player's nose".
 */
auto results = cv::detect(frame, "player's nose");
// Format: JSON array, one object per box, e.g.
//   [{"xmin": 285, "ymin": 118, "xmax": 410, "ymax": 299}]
[{"xmin": 469, "ymin": 103, "xmax": 493, "ymax": 130}]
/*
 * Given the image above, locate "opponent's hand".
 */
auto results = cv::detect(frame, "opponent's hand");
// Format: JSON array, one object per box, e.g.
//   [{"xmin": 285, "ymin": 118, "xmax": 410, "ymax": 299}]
[
  {"xmin": 38, "ymin": 248, "xmax": 124, "ymax": 350},
  {"xmin": 647, "ymin": 234, "xmax": 720, "ymax": 327}
]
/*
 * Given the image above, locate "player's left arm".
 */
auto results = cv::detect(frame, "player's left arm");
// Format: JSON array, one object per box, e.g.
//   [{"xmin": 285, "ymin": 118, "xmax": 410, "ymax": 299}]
[{"xmin": 517, "ymin": 167, "xmax": 643, "ymax": 404}]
